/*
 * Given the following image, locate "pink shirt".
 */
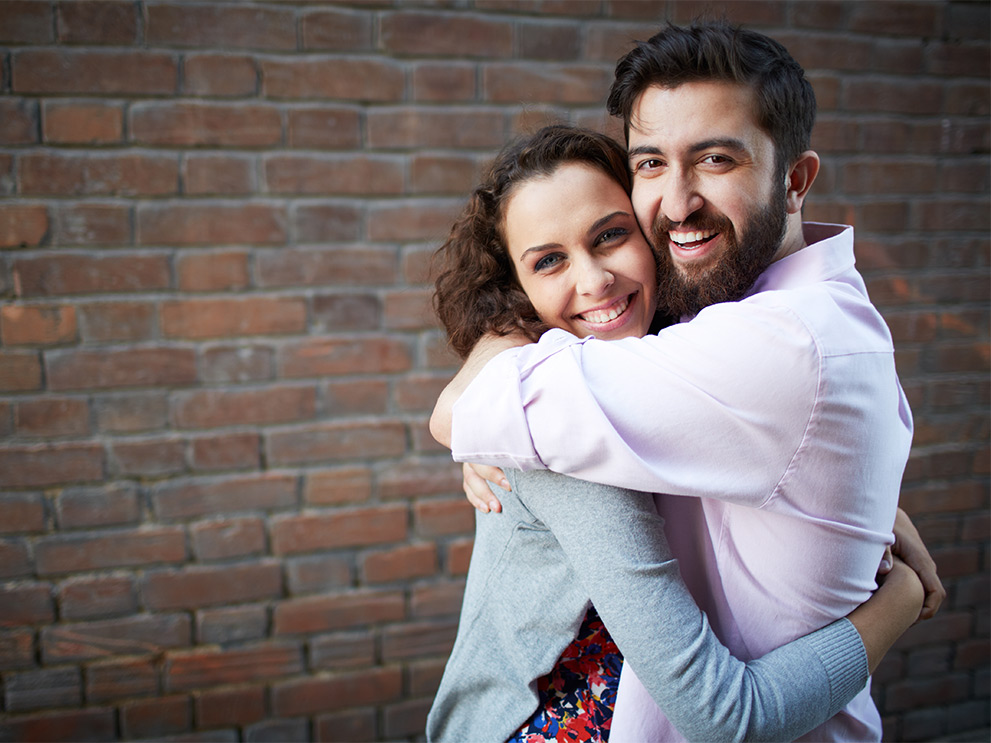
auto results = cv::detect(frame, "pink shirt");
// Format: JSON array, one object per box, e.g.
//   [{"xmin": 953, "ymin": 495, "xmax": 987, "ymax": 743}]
[{"xmin": 451, "ymin": 223, "xmax": 912, "ymax": 741}]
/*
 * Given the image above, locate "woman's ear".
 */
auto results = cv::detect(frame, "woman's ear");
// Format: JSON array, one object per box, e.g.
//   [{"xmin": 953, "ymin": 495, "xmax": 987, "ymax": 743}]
[{"xmin": 785, "ymin": 150, "xmax": 820, "ymax": 215}]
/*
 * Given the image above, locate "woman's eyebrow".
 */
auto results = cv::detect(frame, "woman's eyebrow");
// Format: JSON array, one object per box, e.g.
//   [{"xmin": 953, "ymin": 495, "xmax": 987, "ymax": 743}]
[
  {"xmin": 586, "ymin": 211, "xmax": 630, "ymax": 236},
  {"xmin": 519, "ymin": 242, "xmax": 560, "ymax": 261}
]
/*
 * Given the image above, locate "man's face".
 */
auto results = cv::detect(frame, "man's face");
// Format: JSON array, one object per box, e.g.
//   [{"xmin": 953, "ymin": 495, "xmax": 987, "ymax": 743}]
[{"xmin": 627, "ymin": 81, "xmax": 789, "ymax": 316}]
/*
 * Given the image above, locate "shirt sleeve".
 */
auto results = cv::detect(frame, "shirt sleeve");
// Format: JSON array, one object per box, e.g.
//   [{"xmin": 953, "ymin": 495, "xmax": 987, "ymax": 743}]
[
  {"xmin": 452, "ymin": 301, "xmax": 820, "ymax": 504},
  {"xmin": 510, "ymin": 468, "xmax": 868, "ymax": 742}
]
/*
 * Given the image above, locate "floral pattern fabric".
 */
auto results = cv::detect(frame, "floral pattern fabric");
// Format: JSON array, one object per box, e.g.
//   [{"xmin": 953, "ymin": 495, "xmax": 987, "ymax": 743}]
[{"xmin": 508, "ymin": 606, "xmax": 623, "ymax": 743}]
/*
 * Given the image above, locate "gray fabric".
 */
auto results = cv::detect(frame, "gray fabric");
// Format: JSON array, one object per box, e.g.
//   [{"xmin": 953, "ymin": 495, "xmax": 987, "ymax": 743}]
[{"xmin": 426, "ymin": 469, "xmax": 868, "ymax": 743}]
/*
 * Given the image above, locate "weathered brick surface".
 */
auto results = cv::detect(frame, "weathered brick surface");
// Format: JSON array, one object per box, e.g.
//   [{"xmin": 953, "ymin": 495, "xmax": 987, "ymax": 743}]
[{"xmin": 0, "ymin": 2, "xmax": 986, "ymax": 741}]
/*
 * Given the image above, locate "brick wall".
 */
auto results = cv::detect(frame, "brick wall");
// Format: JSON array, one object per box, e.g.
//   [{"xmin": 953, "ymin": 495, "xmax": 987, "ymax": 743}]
[{"xmin": 0, "ymin": 1, "xmax": 986, "ymax": 741}]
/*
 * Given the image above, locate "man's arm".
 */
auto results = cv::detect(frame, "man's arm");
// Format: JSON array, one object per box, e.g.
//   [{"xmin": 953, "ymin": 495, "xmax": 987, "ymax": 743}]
[{"xmin": 429, "ymin": 332, "xmax": 530, "ymax": 449}]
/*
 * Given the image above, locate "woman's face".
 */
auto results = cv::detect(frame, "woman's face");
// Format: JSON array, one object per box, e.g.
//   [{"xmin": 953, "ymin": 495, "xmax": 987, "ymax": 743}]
[{"xmin": 503, "ymin": 162, "xmax": 658, "ymax": 341}]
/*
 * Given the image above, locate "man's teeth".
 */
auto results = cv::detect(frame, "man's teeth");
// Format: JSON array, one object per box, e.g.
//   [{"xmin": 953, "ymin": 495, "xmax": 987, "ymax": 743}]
[
  {"xmin": 670, "ymin": 230, "xmax": 715, "ymax": 246},
  {"xmin": 581, "ymin": 296, "xmax": 629, "ymax": 324}
]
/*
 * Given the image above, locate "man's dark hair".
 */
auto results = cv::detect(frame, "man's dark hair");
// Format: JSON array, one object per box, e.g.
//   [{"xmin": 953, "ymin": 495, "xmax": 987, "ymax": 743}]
[{"xmin": 607, "ymin": 21, "xmax": 816, "ymax": 173}]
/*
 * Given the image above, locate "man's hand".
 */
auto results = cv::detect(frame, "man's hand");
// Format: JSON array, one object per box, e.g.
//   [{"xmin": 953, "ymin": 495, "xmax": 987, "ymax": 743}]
[
  {"xmin": 429, "ymin": 332, "xmax": 531, "ymax": 448},
  {"xmin": 463, "ymin": 462, "xmax": 509, "ymax": 513},
  {"xmin": 890, "ymin": 507, "xmax": 945, "ymax": 620}
]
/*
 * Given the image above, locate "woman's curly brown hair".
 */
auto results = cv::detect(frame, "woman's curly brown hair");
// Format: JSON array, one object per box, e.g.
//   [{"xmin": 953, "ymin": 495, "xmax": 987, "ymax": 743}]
[{"xmin": 433, "ymin": 124, "xmax": 632, "ymax": 359}]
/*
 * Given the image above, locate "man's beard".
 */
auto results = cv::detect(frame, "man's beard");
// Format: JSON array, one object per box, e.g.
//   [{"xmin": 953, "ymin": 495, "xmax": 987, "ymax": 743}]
[{"xmin": 651, "ymin": 185, "xmax": 787, "ymax": 318}]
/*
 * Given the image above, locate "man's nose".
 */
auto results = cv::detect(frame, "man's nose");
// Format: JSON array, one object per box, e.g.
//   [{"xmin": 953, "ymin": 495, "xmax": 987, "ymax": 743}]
[{"xmin": 661, "ymin": 168, "xmax": 704, "ymax": 224}]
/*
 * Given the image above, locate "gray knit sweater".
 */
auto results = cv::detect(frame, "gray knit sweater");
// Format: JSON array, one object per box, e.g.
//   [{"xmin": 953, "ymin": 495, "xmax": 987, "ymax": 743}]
[{"xmin": 426, "ymin": 468, "xmax": 867, "ymax": 742}]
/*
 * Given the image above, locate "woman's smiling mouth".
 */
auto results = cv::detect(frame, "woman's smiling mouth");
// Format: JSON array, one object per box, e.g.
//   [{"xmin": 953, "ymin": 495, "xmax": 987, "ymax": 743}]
[{"xmin": 577, "ymin": 293, "xmax": 634, "ymax": 325}]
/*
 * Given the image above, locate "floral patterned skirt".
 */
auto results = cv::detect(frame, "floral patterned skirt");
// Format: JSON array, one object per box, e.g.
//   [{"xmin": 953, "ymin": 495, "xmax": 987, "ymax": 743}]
[{"xmin": 508, "ymin": 606, "xmax": 624, "ymax": 743}]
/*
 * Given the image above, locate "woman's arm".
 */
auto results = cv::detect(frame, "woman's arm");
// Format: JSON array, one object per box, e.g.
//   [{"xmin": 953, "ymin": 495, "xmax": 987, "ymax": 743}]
[{"xmin": 511, "ymin": 469, "xmax": 923, "ymax": 742}]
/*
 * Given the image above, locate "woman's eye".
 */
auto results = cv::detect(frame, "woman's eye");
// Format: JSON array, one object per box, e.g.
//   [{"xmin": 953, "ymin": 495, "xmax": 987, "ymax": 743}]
[
  {"xmin": 534, "ymin": 253, "xmax": 563, "ymax": 271},
  {"xmin": 595, "ymin": 227, "xmax": 629, "ymax": 246}
]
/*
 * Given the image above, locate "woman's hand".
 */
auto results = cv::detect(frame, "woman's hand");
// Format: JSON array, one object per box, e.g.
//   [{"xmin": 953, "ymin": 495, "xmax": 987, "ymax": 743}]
[
  {"xmin": 889, "ymin": 507, "xmax": 945, "ymax": 620},
  {"xmin": 463, "ymin": 462, "xmax": 509, "ymax": 513}
]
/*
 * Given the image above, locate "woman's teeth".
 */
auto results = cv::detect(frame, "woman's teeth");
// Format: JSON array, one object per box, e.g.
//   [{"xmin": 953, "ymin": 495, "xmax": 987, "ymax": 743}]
[{"xmin": 580, "ymin": 296, "xmax": 630, "ymax": 324}]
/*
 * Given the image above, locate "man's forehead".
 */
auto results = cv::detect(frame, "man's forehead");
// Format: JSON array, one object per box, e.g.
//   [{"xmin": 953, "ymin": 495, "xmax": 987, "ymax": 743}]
[{"xmin": 628, "ymin": 80, "xmax": 760, "ymax": 143}]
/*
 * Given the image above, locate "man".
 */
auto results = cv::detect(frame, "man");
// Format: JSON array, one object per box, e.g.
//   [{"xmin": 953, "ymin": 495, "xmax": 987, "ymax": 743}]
[{"xmin": 431, "ymin": 22, "xmax": 942, "ymax": 742}]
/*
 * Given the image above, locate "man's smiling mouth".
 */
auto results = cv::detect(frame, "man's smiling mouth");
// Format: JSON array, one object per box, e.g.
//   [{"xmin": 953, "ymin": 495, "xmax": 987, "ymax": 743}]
[{"xmin": 670, "ymin": 229, "xmax": 717, "ymax": 249}]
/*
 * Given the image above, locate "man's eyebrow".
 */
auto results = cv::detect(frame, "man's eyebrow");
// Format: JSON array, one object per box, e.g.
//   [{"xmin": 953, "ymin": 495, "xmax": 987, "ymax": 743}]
[
  {"xmin": 627, "ymin": 138, "xmax": 751, "ymax": 160},
  {"xmin": 627, "ymin": 144, "xmax": 662, "ymax": 160}
]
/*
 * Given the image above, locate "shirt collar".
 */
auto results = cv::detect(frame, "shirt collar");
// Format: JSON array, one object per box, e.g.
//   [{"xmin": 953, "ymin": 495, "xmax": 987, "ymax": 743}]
[{"xmin": 747, "ymin": 222, "xmax": 855, "ymax": 296}]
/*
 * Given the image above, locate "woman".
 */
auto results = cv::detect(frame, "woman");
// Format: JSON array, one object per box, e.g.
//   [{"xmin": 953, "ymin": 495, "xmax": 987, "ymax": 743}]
[{"xmin": 426, "ymin": 125, "xmax": 923, "ymax": 743}]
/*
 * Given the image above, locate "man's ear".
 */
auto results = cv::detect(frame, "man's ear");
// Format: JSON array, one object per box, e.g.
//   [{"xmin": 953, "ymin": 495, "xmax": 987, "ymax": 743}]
[{"xmin": 785, "ymin": 150, "xmax": 820, "ymax": 215}]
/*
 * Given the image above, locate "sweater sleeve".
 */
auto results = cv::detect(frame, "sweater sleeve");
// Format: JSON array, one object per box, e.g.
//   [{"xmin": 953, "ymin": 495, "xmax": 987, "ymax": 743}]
[{"xmin": 509, "ymin": 468, "xmax": 868, "ymax": 742}]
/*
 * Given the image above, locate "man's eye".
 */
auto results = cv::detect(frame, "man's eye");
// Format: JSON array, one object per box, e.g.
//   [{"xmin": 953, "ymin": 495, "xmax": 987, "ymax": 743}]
[
  {"xmin": 636, "ymin": 158, "xmax": 663, "ymax": 172},
  {"xmin": 702, "ymin": 154, "xmax": 731, "ymax": 165}
]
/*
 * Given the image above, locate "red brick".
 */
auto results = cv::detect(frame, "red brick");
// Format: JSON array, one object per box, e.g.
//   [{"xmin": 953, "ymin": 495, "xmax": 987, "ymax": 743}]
[
  {"xmin": 849, "ymin": 1, "xmax": 944, "ymax": 36},
  {"xmin": 0, "ymin": 442, "xmax": 104, "ymax": 488},
  {"xmin": 302, "ymin": 7, "xmax": 373, "ymax": 51},
  {"xmin": 184, "ymin": 54, "xmax": 258, "ymax": 96},
  {"xmin": 384, "ymin": 697, "xmax": 432, "ymax": 740},
  {"xmin": 199, "ymin": 345, "xmax": 274, "ymax": 384},
  {"xmin": 4, "ymin": 666, "xmax": 81, "ymax": 711},
  {"xmin": 190, "ymin": 517, "xmax": 266, "ymax": 561},
  {"xmin": 278, "ymin": 338, "xmax": 410, "ymax": 378},
  {"xmin": 172, "ymin": 385, "xmax": 316, "ymax": 428},
  {"xmin": 196, "ymin": 685, "xmax": 266, "ymax": 727},
  {"xmin": 273, "ymin": 590, "xmax": 404, "ymax": 636},
  {"xmin": 303, "ymin": 467, "xmax": 372, "ymax": 506},
  {"xmin": 271, "ymin": 504, "xmax": 407, "ymax": 555},
  {"xmin": 36, "ymin": 526, "xmax": 185, "ymax": 575},
  {"xmin": 86, "ymin": 656, "xmax": 157, "ymax": 703},
  {"xmin": 12, "ymin": 50, "xmax": 177, "ymax": 95},
  {"xmin": 257, "ymin": 247, "xmax": 397, "ymax": 287},
  {"xmin": 484, "ymin": 62, "xmax": 611, "ymax": 103},
  {"xmin": 0, "ymin": 493, "xmax": 45, "ymax": 534},
  {"xmin": 42, "ymin": 101, "xmax": 123, "ymax": 144},
  {"xmin": 109, "ymin": 436, "xmax": 186, "ymax": 478},
  {"xmin": 0, "ymin": 351, "xmax": 42, "ymax": 392},
  {"xmin": 0, "ymin": 98, "xmax": 38, "ymax": 144},
  {"xmin": 845, "ymin": 79, "xmax": 943, "ymax": 115},
  {"xmin": 310, "ymin": 631, "xmax": 375, "ymax": 670},
  {"xmin": 843, "ymin": 160, "xmax": 940, "ymax": 194},
  {"xmin": 519, "ymin": 18, "xmax": 581, "ymax": 60},
  {"xmin": 393, "ymin": 374, "xmax": 450, "ymax": 413},
  {"xmin": 146, "ymin": 3, "xmax": 296, "ymax": 49},
  {"xmin": 161, "ymin": 296, "xmax": 304, "ymax": 339},
  {"xmin": 288, "ymin": 107, "xmax": 362, "ymax": 148},
  {"xmin": 190, "ymin": 432, "xmax": 260, "ymax": 472},
  {"xmin": 78, "ymin": 301, "xmax": 156, "ymax": 343},
  {"xmin": 379, "ymin": 459, "xmax": 462, "ymax": 500},
  {"xmin": 413, "ymin": 497, "xmax": 474, "ymax": 538},
  {"xmin": 367, "ymin": 108, "xmax": 504, "ymax": 149},
  {"xmin": 314, "ymin": 708, "xmax": 376, "ymax": 743},
  {"xmin": 165, "ymin": 642, "xmax": 303, "ymax": 692},
  {"xmin": 0, "ymin": 583, "xmax": 54, "ymax": 626},
  {"xmin": 411, "ymin": 153, "xmax": 480, "ymax": 194},
  {"xmin": 144, "ymin": 561, "xmax": 282, "ymax": 611},
  {"xmin": 294, "ymin": 202, "xmax": 363, "ymax": 243},
  {"xmin": 385, "ymin": 289, "xmax": 436, "ymax": 331},
  {"xmin": 312, "ymin": 294, "xmax": 383, "ymax": 333},
  {"xmin": 261, "ymin": 58, "xmax": 404, "ymax": 101},
  {"xmin": 265, "ymin": 154, "xmax": 404, "ymax": 195},
  {"xmin": 20, "ymin": 151, "xmax": 175, "ymax": 196},
  {"xmin": 45, "ymin": 614, "xmax": 189, "ymax": 665},
  {"xmin": 0, "ymin": 1, "xmax": 54, "ymax": 43},
  {"xmin": 266, "ymin": 420, "xmax": 407, "ymax": 466},
  {"xmin": 138, "ymin": 202, "xmax": 286, "ymax": 246},
  {"xmin": 285, "ymin": 554, "xmax": 352, "ymax": 595},
  {"xmin": 15, "ymin": 396, "xmax": 89, "ymax": 436},
  {"xmin": 93, "ymin": 392, "xmax": 168, "ymax": 433},
  {"xmin": 412, "ymin": 580, "xmax": 466, "ymax": 619},
  {"xmin": 14, "ymin": 253, "xmax": 169, "ymax": 298},
  {"xmin": 0, "ymin": 708, "xmax": 115, "ymax": 742},
  {"xmin": 917, "ymin": 199, "xmax": 991, "ymax": 232},
  {"xmin": 196, "ymin": 605, "xmax": 268, "ymax": 645},
  {"xmin": 273, "ymin": 666, "xmax": 401, "ymax": 716},
  {"xmin": 381, "ymin": 621, "xmax": 457, "ymax": 661},
  {"xmin": 152, "ymin": 473, "xmax": 297, "ymax": 521},
  {"xmin": 51, "ymin": 202, "xmax": 130, "ymax": 245},
  {"xmin": 381, "ymin": 10, "xmax": 512, "ymax": 56},
  {"xmin": 0, "ymin": 539, "xmax": 33, "ymax": 579},
  {"xmin": 362, "ymin": 543, "xmax": 438, "ymax": 584},
  {"xmin": 412, "ymin": 61, "xmax": 477, "ymax": 102},
  {"xmin": 120, "ymin": 695, "xmax": 192, "ymax": 740},
  {"xmin": 184, "ymin": 156, "xmax": 256, "ymax": 196},
  {"xmin": 366, "ymin": 200, "xmax": 461, "ymax": 242},
  {"xmin": 58, "ymin": 1, "xmax": 137, "ymax": 44},
  {"xmin": 0, "ymin": 204, "xmax": 48, "ymax": 248},
  {"xmin": 0, "ymin": 628, "xmax": 35, "ymax": 670},
  {"xmin": 131, "ymin": 102, "xmax": 282, "ymax": 147},
  {"xmin": 323, "ymin": 378, "xmax": 389, "ymax": 416},
  {"xmin": 47, "ymin": 347, "xmax": 196, "ymax": 391},
  {"xmin": 247, "ymin": 718, "xmax": 310, "ymax": 742},
  {"xmin": 58, "ymin": 575, "xmax": 137, "ymax": 620}
]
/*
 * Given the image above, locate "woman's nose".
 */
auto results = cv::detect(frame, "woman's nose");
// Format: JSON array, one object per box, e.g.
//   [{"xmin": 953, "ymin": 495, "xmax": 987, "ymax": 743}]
[{"xmin": 575, "ymin": 258, "xmax": 614, "ymax": 296}]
